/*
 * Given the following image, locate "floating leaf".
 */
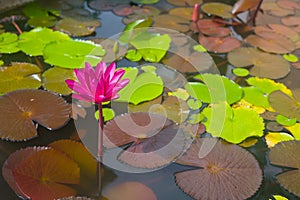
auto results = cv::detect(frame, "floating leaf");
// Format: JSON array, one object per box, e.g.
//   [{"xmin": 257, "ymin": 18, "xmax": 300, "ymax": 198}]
[
  {"xmin": 43, "ymin": 40, "xmax": 105, "ymax": 69},
  {"xmin": 272, "ymin": 195, "xmax": 289, "ymax": 200},
  {"xmin": 281, "ymin": 16, "xmax": 300, "ymax": 32},
  {"xmin": 104, "ymin": 182, "xmax": 157, "ymax": 200},
  {"xmin": 22, "ymin": 1, "xmax": 50, "ymax": 18},
  {"xmin": 266, "ymin": 121, "xmax": 283, "ymax": 132},
  {"xmin": 202, "ymin": 102, "xmax": 265, "ymax": 143},
  {"xmin": 269, "ymin": 140, "xmax": 300, "ymax": 197},
  {"xmin": 265, "ymin": 132, "xmax": 294, "ymax": 148},
  {"xmin": 166, "ymin": 0, "xmax": 202, "ymax": 6},
  {"xmin": 175, "ymin": 138, "xmax": 262, "ymax": 200},
  {"xmin": 12, "ymin": 148, "xmax": 80, "ymax": 200},
  {"xmin": 191, "ymin": 19, "xmax": 231, "ymax": 37},
  {"xmin": 2, "ymin": 147, "xmax": 44, "ymax": 199},
  {"xmin": 187, "ymin": 98, "xmax": 202, "ymax": 110},
  {"xmin": 162, "ymin": 51, "xmax": 214, "ymax": 73},
  {"xmin": 233, "ymin": 68, "xmax": 249, "ymax": 77},
  {"xmin": 42, "ymin": 67, "xmax": 75, "ymax": 95},
  {"xmin": 0, "ymin": 89, "xmax": 70, "ymax": 141},
  {"xmin": 169, "ymin": 7, "xmax": 194, "ymax": 20},
  {"xmin": 276, "ymin": 114, "xmax": 297, "ymax": 126},
  {"xmin": 245, "ymin": 32, "xmax": 295, "ymax": 54},
  {"xmin": 0, "ymin": 32, "xmax": 19, "ymax": 53},
  {"xmin": 27, "ymin": 16, "xmax": 57, "ymax": 28},
  {"xmin": 55, "ymin": 17, "xmax": 100, "ymax": 37},
  {"xmin": 284, "ymin": 54, "xmax": 298, "ymax": 63},
  {"xmin": 113, "ymin": 5, "xmax": 136, "ymax": 16},
  {"xmin": 232, "ymin": 0, "xmax": 260, "ymax": 14},
  {"xmin": 153, "ymin": 15, "xmax": 190, "ymax": 32},
  {"xmin": 49, "ymin": 140, "xmax": 97, "ymax": 186},
  {"xmin": 285, "ymin": 123, "xmax": 300, "ymax": 140},
  {"xmin": 201, "ymin": 2, "xmax": 234, "ymax": 19},
  {"xmin": 199, "ymin": 36, "xmax": 241, "ymax": 53},
  {"xmin": 19, "ymin": 27, "xmax": 70, "ymax": 56},
  {"xmin": 117, "ymin": 67, "xmax": 164, "ymax": 105},
  {"xmin": 239, "ymin": 138, "xmax": 258, "ymax": 147},
  {"xmin": 95, "ymin": 108, "xmax": 115, "ymax": 122},
  {"xmin": 103, "ymin": 112, "xmax": 186, "ymax": 168},
  {"xmin": 0, "ymin": 62, "xmax": 41, "ymax": 94},
  {"xmin": 168, "ymin": 88, "xmax": 189, "ymax": 101},
  {"xmin": 122, "ymin": 6, "xmax": 160, "ymax": 24},
  {"xmin": 228, "ymin": 47, "xmax": 291, "ymax": 79},
  {"xmin": 269, "ymin": 90, "xmax": 300, "ymax": 121},
  {"xmin": 128, "ymin": 96, "xmax": 162, "ymax": 113},
  {"xmin": 150, "ymin": 96, "xmax": 190, "ymax": 124},
  {"xmin": 185, "ymin": 73, "xmax": 243, "ymax": 104},
  {"xmin": 131, "ymin": 0, "xmax": 160, "ymax": 4}
]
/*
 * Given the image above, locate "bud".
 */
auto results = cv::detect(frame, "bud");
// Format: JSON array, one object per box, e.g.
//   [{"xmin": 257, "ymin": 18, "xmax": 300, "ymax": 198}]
[{"xmin": 192, "ymin": 3, "xmax": 199, "ymax": 23}]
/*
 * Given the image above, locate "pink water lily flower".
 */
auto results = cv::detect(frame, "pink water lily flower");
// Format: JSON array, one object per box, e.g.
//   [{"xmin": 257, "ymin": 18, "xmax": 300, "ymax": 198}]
[{"xmin": 65, "ymin": 61, "xmax": 129, "ymax": 104}]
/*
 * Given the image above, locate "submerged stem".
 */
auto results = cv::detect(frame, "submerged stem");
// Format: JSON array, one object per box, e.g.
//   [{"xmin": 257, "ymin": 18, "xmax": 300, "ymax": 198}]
[{"xmin": 97, "ymin": 103, "xmax": 103, "ymax": 197}]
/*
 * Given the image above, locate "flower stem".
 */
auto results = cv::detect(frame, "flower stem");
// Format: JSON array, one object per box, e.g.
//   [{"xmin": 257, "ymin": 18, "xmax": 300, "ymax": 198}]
[{"xmin": 97, "ymin": 103, "xmax": 103, "ymax": 197}]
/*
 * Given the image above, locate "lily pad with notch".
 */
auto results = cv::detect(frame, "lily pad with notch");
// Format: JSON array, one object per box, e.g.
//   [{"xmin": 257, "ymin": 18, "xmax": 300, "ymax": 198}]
[
  {"xmin": 201, "ymin": 2, "xmax": 234, "ymax": 19},
  {"xmin": 175, "ymin": 138, "xmax": 263, "ymax": 200},
  {"xmin": 103, "ymin": 112, "xmax": 187, "ymax": 168},
  {"xmin": 199, "ymin": 36, "xmax": 241, "ymax": 53},
  {"xmin": 0, "ymin": 89, "xmax": 71, "ymax": 141}
]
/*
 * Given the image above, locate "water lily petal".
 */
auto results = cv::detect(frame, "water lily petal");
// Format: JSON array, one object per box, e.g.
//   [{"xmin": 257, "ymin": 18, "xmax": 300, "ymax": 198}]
[
  {"xmin": 104, "ymin": 62, "xmax": 116, "ymax": 81},
  {"xmin": 95, "ymin": 61, "xmax": 106, "ymax": 79}
]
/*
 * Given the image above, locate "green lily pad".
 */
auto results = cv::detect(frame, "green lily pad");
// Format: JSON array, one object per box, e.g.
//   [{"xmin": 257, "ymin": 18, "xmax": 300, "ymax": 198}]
[
  {"xmin": 188, "ymin": 113, "xmax": 204, "ymax": 124},
  {"xmin": 0, "ymin": 32, "xmax": 19, "ymax": 54},
  {"xmin": 193, "ymin": 44, "xmax": 207, "ymax": 53},
  {"xmin": 185, "ymin": 74, "xmax": 243, "ymax": 104},
  {"xmin": 129, "ymin": 32, "xmax": 171, "ymax": 62},
  {"xmin": 22, "ymin": 1, "xmax": 52, "ymax": 18},
  {"xmin": 42, "ymin": 67, "xmax": 75, "ymax": 95},
  {"xmin": 131, "ymin": 0, "xmax": 160, "ymax": 4},
  {"xmin": 233, "ymin": 68, "xmax": 249, "ymax": 77},
  {"xmin": 285, "ymin": 123, "xmax": 300, "ymax": 140},
  {"xmin": 243, "ymin": 87, "xmax": 270, "ymax": 108},
  {"xmin": 43, "ymin": 40, "xmax": 105, "ymax": 68},
  {"xmin": 27, "ymin": 16, "xmax": 57, "ymax": 28},
  {"xmin": 284, "ymin": 53, "xmax": 298, "ymax": 63},
  {"xmin": 0, "ymin": 62, "xmax": 41, "ymax": 94},
  {"xmin": 202, "ymin": 102, "xmax": 265, "ymax": 143},
  {"xmin": 276, "ymin": 114, "xmax": 297, "ymax": 126},
  {"xmin": 95, "ymin": 108, "xmax": 115, "ymax": 122},
  {"xmin": 117, "ymin": 67, "xmax": 164, "ymax": 105},
  {"xmin": 125, "ymin": 49, "xmax": 142, "ymax": 62},
  {"xmin": 19, "ymin": 27, "xmax": 70, "ymax": 56},
  {"xmin": 187, "ymin": 98, "xmax": 202, "ymax": 110}
]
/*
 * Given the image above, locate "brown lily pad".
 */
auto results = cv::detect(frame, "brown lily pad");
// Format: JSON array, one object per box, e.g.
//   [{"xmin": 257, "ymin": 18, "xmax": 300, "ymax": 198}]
[
  {"xmin": 169, "ymin": 7, "xmax": 195, "ymax": 20},
  {"xmin": 269, "ymin": 140, "xmax": 300, "ymax": 197},
  {"xmin": 88, "ymin": 0, "xmax": 121, "ymax": 11},
  {"xmin": 228, "ymin": 47, "xmax": 291, "ymax": 79},
  {"xmin": 122, "ymin": 6, "xmax": 160, "ymax": 24},
  {"xmin": 55, "ymin": 17, "xmax": 100, "ymax": 37},
  {"xmin": 0, "ymin": 89, "xmax": 71, "ymax": 141},
  {"xmin": 245, "ymin": 31, "xmax": 296, "ymax": 54},
  {"xmin": 12, "ymin": 148, "xmax": 80, "ymax": 200},
  {"xmin": 175, "ymin": 138, "xmax": 263, "ymax": 200},
  {"xmin": 199, "ymin": 36, "xmax": 241, "ymax": 53},
  {"xmin": 276, "ymin": 0, "xmax": 300, "ymax": 10},
  {"xmin": 162, "ymin": 51, "xmax": 214, "ymax": 73},
  {"xmin": 112, "ymin": 5, "xmax": 136, "ymax": 16},
  {"xmin": 166, "ymin": 0, "xmax": 203, "ymax": 6},
  {"xmin": 103, "ymin": 112, "xmax": 187, "ymax": 168},
  {"xmin": 152, "ymin": 14, "xmax": 190, "ymax": 32},
  {"xmin": 268, "ymin": 90, "xmax": 300, "ymax": 121},
  {"xmin": 281, "ymin": 16, "xmax": 300, "ymax": 32},
  {"xmin": 201, "ymin": 2, "xmax": 234, "ymax": 19}
]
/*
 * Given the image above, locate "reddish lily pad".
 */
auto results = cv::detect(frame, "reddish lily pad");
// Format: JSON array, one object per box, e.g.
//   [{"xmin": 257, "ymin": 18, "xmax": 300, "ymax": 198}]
[
  {"xmin": 103, "ymin": 112, "xmax": 186, "ymax": 168},
  {"xmin": 166, "ymin": 0, "xmax": 203, "ymax": 6},
  {"xmin": 190, "ymin": 19, "xmax": 231, "ymax": 37},
  {"xmin": 12, "ymin": 148, "xmax": 80, "ymax": 200},
  {"xmin": 201, "ymin": 2, "xmax": 234, "ymax": 19},
  {"xmin": 175, "ymin": 138, "xmax": 263, "ymax": 200},
  {"xmin": 269, "ymin": 140, "xmax": 300, "ymax": 197},
  {"xmin": 281, "ymin": 16, "xmax": 300, "ymax": 32},
  {"xmin": 232, "ymin": 0, "xmax": 261, "ymax": 14},
  {"xmin": 2, "ymin": 147, "xmax": 45, "ymax": 199},
  {"xmin": 262, "ymin": 2, "xmax": 295, "ymax": 17},
  {"xmin": 277, "ymin": 0, "xmax": 300, "ymax": 10},
  {"xmin": 245, "ymin": 31, "xmax": 295, "ymax": 54},
  {"xmin": 254, "ymin": 24, "xmax": 299, "ymax": 42},
  {"xmin": 199, "ymin": 36, "xmax": 241, "ymax": 53},
  {"xmin": 228, "ymin": 47, "xmax": 291, "ymax": 79},
  {"xmin": 0, "ymin": 62, "xmax": 41, "ymax": 94},
  {"xmin": 55, "ymin": 17, "xmax": 100, "ymax": 37},
  {"xmin": 104, "ymin": 182, "xmax": 157, "ymax": 200},
  {"xmin": 122, "ymin": 6, "xmax": 160, "ymax": 24},
  {"xmin": 153, "ymin": 15, "xmax": 190, "ymax": 32},
  {"xmin": 88, "ymin": 0, "xmax": 121, "ymax": 11},
  {"xmin": 113, "ymin": 5, "xmax": 136, "ymax": 16},
  {"xmin": 0, "ymin": 89, "xmax": 71, "ymax": 141}
]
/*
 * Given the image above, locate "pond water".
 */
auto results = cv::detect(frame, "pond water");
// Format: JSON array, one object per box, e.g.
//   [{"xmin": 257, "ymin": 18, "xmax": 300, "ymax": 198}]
[{"xmin": 0, "ymin": 0, "xmax": 300, "ymax": 200}]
